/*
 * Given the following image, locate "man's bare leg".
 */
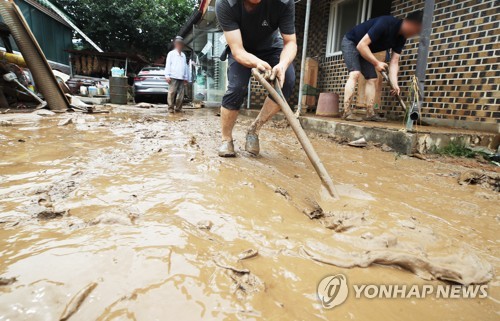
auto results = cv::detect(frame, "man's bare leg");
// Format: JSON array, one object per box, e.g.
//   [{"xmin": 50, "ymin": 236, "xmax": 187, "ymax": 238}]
[
  {"xmin": 247, "ymin": 97, "xmax": 281, "ymax": 135},
  {"xmin": 363, "ymin": 78, "xmax": 386, "ymax": 121},
  {"xmin": 245, "ymin": 97, "xmax": 281, "ymax": 155},
  {"xmin": 219, "ymin": 107, "xmax": 239, "ymax": 157},
  {"xmin": 342, "ymin": 71, "xmax": 362, "ymax": 121}
]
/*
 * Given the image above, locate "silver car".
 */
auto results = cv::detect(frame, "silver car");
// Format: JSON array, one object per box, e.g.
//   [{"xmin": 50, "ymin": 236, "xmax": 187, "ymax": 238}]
[{"xmin": 134, "ymin": 67, "xmax": 169, "ymax": 103}]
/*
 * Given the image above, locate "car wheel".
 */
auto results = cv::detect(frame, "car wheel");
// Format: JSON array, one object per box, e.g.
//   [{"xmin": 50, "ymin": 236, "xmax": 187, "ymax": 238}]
[{"xmin": 135, "ymin": 95, "xmax": 143, "ymax": 103}]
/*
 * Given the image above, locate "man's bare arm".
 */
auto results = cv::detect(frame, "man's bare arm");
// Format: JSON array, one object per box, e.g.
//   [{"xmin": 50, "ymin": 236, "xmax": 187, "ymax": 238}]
[
  {"xmin": 389, "ymin": 53, "xmax": 401, "ymax": 96},
  {"xmin": 224, "ymin": 29, "xmax": 271, "ymax": 72},
  {"xmin": 357, "ymin": 34, "xmax": 388, "ymax": 72},
  {"xmin": 280, "ymin": 33, "xmax": 297, "ymax": 67},
  {"xmin": 270, "ymin": 33, "xmax": 297, "ymax": 87}
]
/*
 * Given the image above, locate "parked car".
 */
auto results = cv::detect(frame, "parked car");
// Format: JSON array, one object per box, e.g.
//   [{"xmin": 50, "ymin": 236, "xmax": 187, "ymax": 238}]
[{"xmin": 134, "ymin": 67, "xmax": 168, "ymax": 103}]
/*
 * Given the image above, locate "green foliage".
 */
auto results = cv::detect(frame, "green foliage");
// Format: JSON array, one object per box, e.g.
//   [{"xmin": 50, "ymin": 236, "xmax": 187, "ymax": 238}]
[
  {"xmin": 432, "ymin": 138, "xmax": 476, "ymax": 158},
  {"xmin": 51, "ymin": 0, "xmax": 197, "ymax": 59}
]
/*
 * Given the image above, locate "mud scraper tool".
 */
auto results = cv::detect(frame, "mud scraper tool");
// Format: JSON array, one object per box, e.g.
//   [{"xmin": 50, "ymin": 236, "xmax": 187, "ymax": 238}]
[
  {"xmin": 381, "ymin": 71, "xmax": 407, "ymax": 112},
  {"xmin": 252, "ymin": 68, "xmax": 339, "ymax": 199}
]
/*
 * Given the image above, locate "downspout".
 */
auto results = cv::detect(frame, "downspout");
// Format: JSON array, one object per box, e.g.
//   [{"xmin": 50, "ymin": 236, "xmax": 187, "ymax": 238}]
[
  {"xmin": 413, "ymin": 0, "xmax": 435, "ymax": 125},
  {"xmin": 295, "ymin": 0, "xmax": 311, "ymax": 116}
]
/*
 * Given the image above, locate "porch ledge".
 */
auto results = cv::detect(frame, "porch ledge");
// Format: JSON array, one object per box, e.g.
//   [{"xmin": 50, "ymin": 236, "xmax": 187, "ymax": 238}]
[{"xmin": 239, "ymin": 109, "xmax": 499, "ymax": 155}]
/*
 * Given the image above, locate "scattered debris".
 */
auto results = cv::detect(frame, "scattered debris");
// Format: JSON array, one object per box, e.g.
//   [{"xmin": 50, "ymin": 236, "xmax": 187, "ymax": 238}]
[
  {"xmin": 322, "ymin": 211, "xmax": 366, "ymax": 232},
  {"xmin": 36, "ymin": 209, "xmax": 66, "ymax": 220},
  {"xmin": 238, "ymin": 249, "xmax": 258, "ymax": 260},
  {"xmin": 302, "ymin": 198, "xmax": 324, "ymax": 219},
  {"xmin": 381, "ymin": 144, "xmax": 393, "ymax": 152},
  {"xmin": 213, "ymin": 257, "xmax": 250, "ymax": 274},
  {"xmin": 136, "ymin": 102, "xmax": 154, "ymax": 109},
  {"xmin": 361, "ymin": 232, "xmax": 374, "ymax": 240},
  {"xmin": 213, "ymin": 255, "xmax": 265, "ymax": 299},
  {"xmin": 58, "ymin": 118, "xmax": 73, "ymax": 126},
  {"xmin": 271, "ymin": 119, "xmax": 290, "ymax": 129},
  {"xmin": 411, "ymin": 153, "xmax": 427, "ymax": 160},
  {"xmin": 140, "ymin": 130, "xmax": 158, "ymax": 139},
  {"xmin": 89, "ymin": 213, "xmax": 132, "ymax": 226},
  {"xmin": 0, "ymin": 120, "xmax": 13, "ymax": 126},
  {"xmin": 196, "ymin": 220, "xmax": 213, "ymax": 230},
  {"xmin": 59, "ymin": 282, "xmax": 97, "ymax": 321},
  {"xmin": 0, "ymin": 276, "xmax": 17, "ymax": 286},
  {"xmin": 399, "ymin": 220, "xmax": 416, "ymax": 230},
  {"xmin": 32, "ymin": 109, "xmax": 56, "ymax": 116},
  {"xmin": 348, "ymin": 137, "xmax": 368, "ymax": 148},
  {"xmin": 458, "ymin": 170, "xmax": 500, "ymax": 191},
  {"xmin": 274, "ymin": 187, "xmax": 290, "ymax": 200},
  {"xmin": 467, "ymin": 146, "xmax": 495, "ymax": 155}
]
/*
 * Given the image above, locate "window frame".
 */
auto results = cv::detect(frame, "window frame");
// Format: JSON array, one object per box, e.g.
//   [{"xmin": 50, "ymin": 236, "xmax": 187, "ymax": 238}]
[{"xmin": 325, "ymin": 0, "xmax": 374, "ymax": 57}]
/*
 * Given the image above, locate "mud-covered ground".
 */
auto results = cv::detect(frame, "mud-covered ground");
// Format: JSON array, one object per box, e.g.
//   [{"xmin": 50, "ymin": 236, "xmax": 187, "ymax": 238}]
[{"xmin": 0, "ymin": 106, "xmax": 498, "ymax": 321}]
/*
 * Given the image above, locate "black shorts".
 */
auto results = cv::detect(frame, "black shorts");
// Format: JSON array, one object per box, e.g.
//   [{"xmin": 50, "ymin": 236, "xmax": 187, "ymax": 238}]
[
  {"xmin": 222, "ymin": 48, "xmax": 295, "ymax": 110},
  {"xmin": 341, "ymin": 36, "xmax": 378, "ymax": 80}
]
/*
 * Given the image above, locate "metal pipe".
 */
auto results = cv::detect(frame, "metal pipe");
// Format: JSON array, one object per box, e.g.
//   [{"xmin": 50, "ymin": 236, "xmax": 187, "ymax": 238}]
[
  {"xmin": 296, "ymin": 0, "xmax": 311, "ymax": 116},
  {"xmin": 414, "ymin": 0, "xmax": 435, "ymax": 128},
  {"xmin": 0, "ymin": 51, "xmax": 26, "ymax": 67}
]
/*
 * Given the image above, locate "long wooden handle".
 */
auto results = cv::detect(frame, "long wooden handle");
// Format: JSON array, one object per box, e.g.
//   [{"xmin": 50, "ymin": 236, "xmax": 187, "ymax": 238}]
[
  {"xmin": 252, "ymin": 68, "xmax": 339, "ymax": 199},
  {"xmin": 381, "ymin": 71, "xmax": 407, "ymax": 111}
]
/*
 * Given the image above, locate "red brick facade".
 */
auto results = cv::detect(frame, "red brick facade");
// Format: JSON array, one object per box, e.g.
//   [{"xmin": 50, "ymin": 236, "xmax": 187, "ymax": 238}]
[{"xmin": 250, "ymin": 0, "xmax": 499, "ymax": 132}]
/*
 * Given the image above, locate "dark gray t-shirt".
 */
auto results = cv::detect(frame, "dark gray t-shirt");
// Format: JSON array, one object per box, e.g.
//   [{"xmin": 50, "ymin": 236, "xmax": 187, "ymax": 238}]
[{"xmin": 215, "ymin": 0, "xmax": 295, "ymax": 54}]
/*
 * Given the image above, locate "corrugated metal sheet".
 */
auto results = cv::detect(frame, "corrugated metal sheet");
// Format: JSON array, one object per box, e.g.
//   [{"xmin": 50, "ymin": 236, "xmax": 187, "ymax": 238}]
[
  {"xmin": 0, "ymin": 0, "xmax": 73, "ymax": 64},
  {"xmin": 24, "ymin": 0, "xmax": 72, "ymax": 28}
]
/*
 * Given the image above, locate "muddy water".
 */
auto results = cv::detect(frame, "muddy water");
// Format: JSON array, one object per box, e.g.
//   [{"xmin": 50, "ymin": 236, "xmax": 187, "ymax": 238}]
[{"xmin": 0, "ymin": 108, "xmax": 498, "ymax": 321}]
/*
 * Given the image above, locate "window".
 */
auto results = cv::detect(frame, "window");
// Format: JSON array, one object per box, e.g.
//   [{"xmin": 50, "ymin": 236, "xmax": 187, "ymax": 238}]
[{"xmin": 326, "ymin": 0, "xmax": 377, "ymax": 57}]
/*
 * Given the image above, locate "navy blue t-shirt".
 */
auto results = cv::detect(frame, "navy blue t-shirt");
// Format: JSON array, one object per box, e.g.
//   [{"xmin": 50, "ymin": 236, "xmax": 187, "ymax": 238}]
[{"xmin": 346, "ymin": 16, "xmax": 407, "ymax": 54}]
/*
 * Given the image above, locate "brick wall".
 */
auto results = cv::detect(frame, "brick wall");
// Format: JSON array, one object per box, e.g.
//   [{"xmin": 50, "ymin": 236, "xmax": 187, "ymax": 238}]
[
  {"xmin": 396, "ymin": 0, "xmax": 499, "ymax": 128},
  {"xmin": 249, "ymin": 0, "xmax": 499, "ymax": 131}
]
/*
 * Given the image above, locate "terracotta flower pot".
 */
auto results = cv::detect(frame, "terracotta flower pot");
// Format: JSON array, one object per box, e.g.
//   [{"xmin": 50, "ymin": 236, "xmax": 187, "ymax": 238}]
[{"xmin": 316, "ymin": 92, "xmax": 340, "ymax": 117}]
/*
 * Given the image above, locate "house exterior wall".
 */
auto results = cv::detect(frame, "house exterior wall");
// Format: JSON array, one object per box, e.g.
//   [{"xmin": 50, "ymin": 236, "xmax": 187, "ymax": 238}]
[
  {"xmin": 12, "ymin": 0, "xmax": 72, "ymax": 64},
  {"xmin": 250, "ymin": 0, "xmax": 499, "ymax": 131}
]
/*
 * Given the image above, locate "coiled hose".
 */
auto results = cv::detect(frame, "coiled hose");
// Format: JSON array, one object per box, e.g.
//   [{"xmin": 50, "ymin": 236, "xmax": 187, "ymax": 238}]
[{"xmin": 0, "ymin": 0, "xmax": 69, "ymax": 110}]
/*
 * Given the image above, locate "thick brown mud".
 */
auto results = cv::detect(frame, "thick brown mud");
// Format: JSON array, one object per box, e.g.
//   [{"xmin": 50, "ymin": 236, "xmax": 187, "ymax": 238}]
[{"xmin": 0, "ymin": 107, "xmax": 498, "ymax": 320}]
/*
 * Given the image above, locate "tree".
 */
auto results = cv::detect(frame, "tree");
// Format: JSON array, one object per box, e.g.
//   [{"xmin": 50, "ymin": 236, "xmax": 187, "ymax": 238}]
[{"xmin": 52, "ymin": 0, "xmax": 197, "ymax": 59}]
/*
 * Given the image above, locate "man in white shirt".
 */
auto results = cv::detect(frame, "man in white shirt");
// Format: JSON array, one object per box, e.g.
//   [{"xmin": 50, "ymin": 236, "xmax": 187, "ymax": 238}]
[{"xmin": 165, "ymin": 36, "xmax": 189, "ymax": 112}]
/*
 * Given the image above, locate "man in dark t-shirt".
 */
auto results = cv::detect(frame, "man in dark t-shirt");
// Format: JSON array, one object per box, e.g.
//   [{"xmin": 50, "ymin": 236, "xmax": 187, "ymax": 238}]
[
  {"xmin": 215, "ymin": 0, "xmax": 297, "ymax": 157},
  {"xmin": 341, "ymin": 11, "xmax": 423, "ymax": 121}
]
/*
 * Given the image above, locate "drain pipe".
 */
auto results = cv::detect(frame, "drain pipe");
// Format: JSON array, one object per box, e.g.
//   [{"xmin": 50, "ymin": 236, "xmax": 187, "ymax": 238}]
[
  {"xmin": 412, "ymin": 0, "xmax": 435, "ymax": 129},
  {"xmin": 295, "ymin": 0, "xmax": 311, "ymax": 117}
]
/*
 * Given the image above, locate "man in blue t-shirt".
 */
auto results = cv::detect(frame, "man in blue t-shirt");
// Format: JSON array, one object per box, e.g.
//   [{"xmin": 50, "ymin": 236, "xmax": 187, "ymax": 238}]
[
  {"xmin": 341, "ymin": 11, "xmax": 423, "ymax": 121},
  {"xmin": 215, "ymin": 0, "xmax": 297, "ymax": 157}
]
